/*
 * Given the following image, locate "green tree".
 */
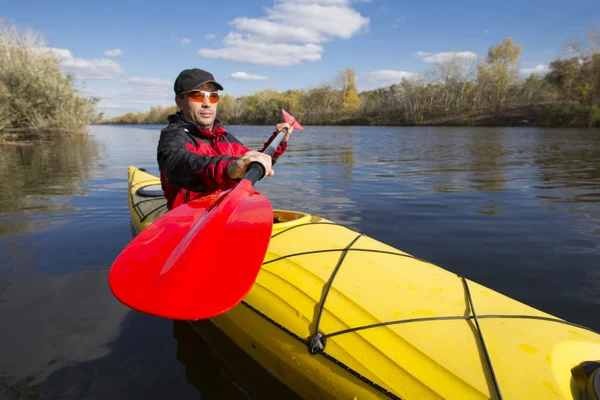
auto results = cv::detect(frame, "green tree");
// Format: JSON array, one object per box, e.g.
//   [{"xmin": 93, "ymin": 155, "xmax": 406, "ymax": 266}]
[
  {"xmin": 217, "ymin": 94, "xmax": 237, "ymax": 124},
  {"xmin": 580, "ymin": 52, "xmax": 600, "ymax": 105},
  {"xmin": 0, "ymin": 20, "xmax": 100, "ymax": 138},
  {"xmin": 476, "ymin": 37, "xmax": 522, "ymax": 112},
  {"xmin": 545, "ymin": 57, "xmax": 585, "ymax": 102}
]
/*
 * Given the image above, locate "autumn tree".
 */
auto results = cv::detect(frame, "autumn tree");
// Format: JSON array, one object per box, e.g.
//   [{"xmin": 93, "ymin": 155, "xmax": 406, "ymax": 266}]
[
  {"xmin": 545, "ymin": 57, "xmax": 585, "ymax": 102},
  {"xmin": 340, "ymin": 68, "xmax": 361, "ymax": 114},
  {"xmin": 427, "ymin": 55, "xmax": 477, "ymax": 118},
  {"xmin": 218, "ymin": 94, "xmax": 247, "ymax": 124},
  {"xmin": 476, "ymin": 37, "xmax": 522, "ymax": 113}
]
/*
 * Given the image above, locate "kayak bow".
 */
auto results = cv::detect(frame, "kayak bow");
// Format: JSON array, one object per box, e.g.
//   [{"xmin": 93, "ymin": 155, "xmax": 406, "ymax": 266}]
[{"xmin": 125, "ymin": 166, "xmax": 600, "ymax": 400}]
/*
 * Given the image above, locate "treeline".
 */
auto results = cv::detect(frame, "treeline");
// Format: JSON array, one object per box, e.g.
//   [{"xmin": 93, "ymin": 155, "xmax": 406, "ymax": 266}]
[
  {"xmin": 0, "ymin": 20, "xmax": 102, "ymax": 141},
  {"xmin": 104, "ymin": 105, "xmax": 179, "ymax": 125},
  {"xmin": 105, "ymin": 28, "xmax": 600, "ymax": 128}
]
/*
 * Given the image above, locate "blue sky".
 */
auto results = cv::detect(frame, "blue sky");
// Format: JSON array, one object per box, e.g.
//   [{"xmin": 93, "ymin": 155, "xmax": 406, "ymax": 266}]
[{"xmin": 3, "ymin": 0, "xmax": 599, "ymax": 118}]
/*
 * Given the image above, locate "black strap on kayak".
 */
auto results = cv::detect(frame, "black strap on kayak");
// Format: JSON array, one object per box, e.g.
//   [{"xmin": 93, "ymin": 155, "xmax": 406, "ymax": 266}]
[
  {"xmin": 309, "ymin": 233, "xmax": 363, "ymax": 355},
  {"xmin": 261, "ymin": 220, "xmax": 598, "ymax": 400},
  {"xmin": 240, "ymin": 300, "xmax": 402, "ymax": 400},
  {"xmin": 460, "ymin": 274, "xmax": 503, "ymax": 400},
  {"xmin": 321, "ymin": 311, "xmax": 597, "ymax": 338},
  {"xmin": 270, "ymin": 221, "xmax": 339, "ymax": 239}
]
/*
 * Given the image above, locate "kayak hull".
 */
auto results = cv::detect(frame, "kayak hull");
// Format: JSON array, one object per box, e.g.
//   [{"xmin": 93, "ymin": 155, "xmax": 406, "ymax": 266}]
[{"xmin": 127, "ymin": 166, "xmax": 600, "ymax": 400}]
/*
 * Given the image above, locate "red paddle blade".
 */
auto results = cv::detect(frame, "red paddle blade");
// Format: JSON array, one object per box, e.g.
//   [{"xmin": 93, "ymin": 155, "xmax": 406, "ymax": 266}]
[
  {"xmin": 282, "ymin": 109, "xmax": 304, "ymax": 130},
  {"xmin": 108, "ymin": 180, "xmax": 273, "ymax": 320}
]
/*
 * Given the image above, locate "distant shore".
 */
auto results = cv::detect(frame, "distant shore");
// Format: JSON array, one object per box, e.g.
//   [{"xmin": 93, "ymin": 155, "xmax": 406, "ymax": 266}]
[
  {"xmin": 3, "ymin": 20, "xmax": 599, "ymax": 144},
  {"xmin": 98, "ymin": 103, "xmax": 599, "ymax": 129},
  {"xmin": 98, "ymin": 34, "xmax": 600, "ymax": 130}
]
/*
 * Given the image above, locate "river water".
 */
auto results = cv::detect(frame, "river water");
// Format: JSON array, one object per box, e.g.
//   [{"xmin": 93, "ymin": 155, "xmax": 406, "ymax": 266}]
[{"xmin": 0, "ymin": 124, "xmax": 599, "ymax": 399}]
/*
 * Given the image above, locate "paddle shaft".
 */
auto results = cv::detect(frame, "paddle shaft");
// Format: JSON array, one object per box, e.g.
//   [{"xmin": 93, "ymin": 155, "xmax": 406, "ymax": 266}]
[{"xmin": 244, "ymin": 128, "xmax": 287, "ymax": 185}]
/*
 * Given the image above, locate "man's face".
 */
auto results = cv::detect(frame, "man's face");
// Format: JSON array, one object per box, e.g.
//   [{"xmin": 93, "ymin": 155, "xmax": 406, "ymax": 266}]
[{"xmin": 176, "ymin": 82, "xmax": 219, "ymax": 129}]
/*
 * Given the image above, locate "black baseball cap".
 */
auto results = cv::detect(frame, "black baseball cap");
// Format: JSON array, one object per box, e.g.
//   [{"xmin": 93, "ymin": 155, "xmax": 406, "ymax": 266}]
[{"xmin": 174, "ymin": 68, "xmax": 224, "ymax": 94}]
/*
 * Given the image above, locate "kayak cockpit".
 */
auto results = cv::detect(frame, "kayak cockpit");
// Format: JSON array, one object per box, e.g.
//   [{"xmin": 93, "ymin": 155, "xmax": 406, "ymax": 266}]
[{"xmin": 273, "ymin": 210, "xmax": 320, "ymax": 231}]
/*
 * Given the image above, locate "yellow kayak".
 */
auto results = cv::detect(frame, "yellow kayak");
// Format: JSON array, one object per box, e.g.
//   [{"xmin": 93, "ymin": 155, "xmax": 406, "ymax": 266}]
[{"xmin": 127, "ymin": 166, "xmax": 600, "ymax": 400}]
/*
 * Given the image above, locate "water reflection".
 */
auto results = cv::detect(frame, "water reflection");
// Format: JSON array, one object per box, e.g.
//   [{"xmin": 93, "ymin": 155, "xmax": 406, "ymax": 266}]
[
  {"xmin": 530, "ymin": 129, "xmax": 600, "ymax": 247},
  {"xmin": 532, "ymin": 129, "xmax": 600, "ymax": 195},
  {"xmin": 0, "ymin": 134, "xmax": 101, "ymax": 236},
  {"xmin": 466, "ymin": 128, "xmax": 508, "ymax": 192},
  {"xmin": 1, "ymin": 125, "xmax": 599, "ymax": 399},
  {"xmin": 173, "ymin": 320, "xmax": 301, "ymax": 399},
  {"xmin": 0, "ymin": 268, "xmax": 129, "ymax": 389},
  {"xmin": 241, "ymin": 126, "xmax": 362, "ymax": 228}
]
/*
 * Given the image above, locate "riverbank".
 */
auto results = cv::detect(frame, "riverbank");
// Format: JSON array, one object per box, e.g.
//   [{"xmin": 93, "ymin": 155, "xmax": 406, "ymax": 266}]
[
  {"xmin": 97, "ymin": 102, "xmax": 599, "ymax": 129},
  {"xmin": 402, "ymin": 103, "xmax": 600, "ymax": 128},
  {"xmin": 98, "ymin": 34, "xmax": 600, "ymax": 130}
]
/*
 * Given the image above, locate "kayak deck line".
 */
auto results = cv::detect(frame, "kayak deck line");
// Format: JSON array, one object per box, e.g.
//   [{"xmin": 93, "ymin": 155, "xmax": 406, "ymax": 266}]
[
  {"xmin": 460, "ymin": 272, "xmax": 503, "ymax": 400},
  {"xmin": 268, "ymin": 222, "xmax": 504, "ymax": 399},
  {"xmin": 262, "ymin": 243, "xmax": 600, "ymax": 337},
  {"xmin": 133, "ymin": 197, "xmax": 166, "ymax": 222},
  {"xmin": 265, "ymin": 226, "xmax": 599, "ymax": 340},
  {"xmin": 321, "ymin": 313, "xmax": 598, "ymax": 339},
  {"xmin": 126, "ymin": 166, "xmax": 600, "ymax": 400},
  {"xmin": 311, "ymin": 233, "xmax": 364, "ymax": 353},
  {"xmin": 129, "ymin": 168, "xmax": 167, "ymax": 223},
  {"xmin": 130, "ymin": 168, "xmax": 144, "ymax": 222},
  {"xmin": 240, "ymin": 300, "xmax": 403, "ymax": 400},
  {"xmin": 263, "ymin": 221, "xmax": 599, "ymax": 400}
]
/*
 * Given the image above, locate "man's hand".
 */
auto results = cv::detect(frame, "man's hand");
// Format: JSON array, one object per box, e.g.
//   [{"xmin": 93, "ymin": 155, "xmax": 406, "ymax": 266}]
[
  {"xmin": 227, "ymin": 151, "xmax": 274, "ymax": 180},
  {"xmin": 275, "ymin": 122, "xmax": 294, "ymax": 143}
]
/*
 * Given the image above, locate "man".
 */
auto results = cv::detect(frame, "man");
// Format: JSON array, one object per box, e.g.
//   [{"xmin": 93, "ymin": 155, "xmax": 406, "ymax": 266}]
[{"xmin": 157, "ymin": 68, "xmax": 293, "ymax": 210}]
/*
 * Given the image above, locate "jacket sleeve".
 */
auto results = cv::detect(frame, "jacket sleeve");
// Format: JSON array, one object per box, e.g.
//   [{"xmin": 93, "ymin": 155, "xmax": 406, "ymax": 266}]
[
  {"xmin": 157, "ymin": 128, "xmax": 240, "ymax": 192},
  {"xmin": 259, "ymin": 131, "xmax": 288, "ymax": 163}
]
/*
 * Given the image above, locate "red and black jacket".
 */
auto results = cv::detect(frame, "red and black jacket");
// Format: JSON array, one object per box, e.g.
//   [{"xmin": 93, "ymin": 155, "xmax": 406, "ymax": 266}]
[{"xmin": 157, "ymin": 112, "xmax": 287, "ymax": 210}]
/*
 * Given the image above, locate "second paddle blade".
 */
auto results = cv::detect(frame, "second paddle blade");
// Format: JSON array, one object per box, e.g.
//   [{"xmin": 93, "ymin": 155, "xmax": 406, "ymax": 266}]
[{"xmin": 108, "ymin": 180, "xmax": 273, "ymax": 320}]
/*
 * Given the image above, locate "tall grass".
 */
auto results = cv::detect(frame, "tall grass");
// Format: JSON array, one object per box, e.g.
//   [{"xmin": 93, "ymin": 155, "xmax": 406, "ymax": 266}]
[{"xmin": 0, "ymin": 20, "xmax": 101, "ymax": 140}]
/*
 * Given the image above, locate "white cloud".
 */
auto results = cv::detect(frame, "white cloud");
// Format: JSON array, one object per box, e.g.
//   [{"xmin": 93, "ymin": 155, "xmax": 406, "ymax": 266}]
[
  {"xmin": 171, "ymin": 33, "xmax": 192, "ymax": 46},
  {"xmin": 44, "ymin": 48, "xmax": 73, "ymax": 59},
  {"xmin": 97, "ymin": 91, "xmax": 175, "ymax": 118},
  {"xmin": 283, "ymin": 0, "xmax": 358, "ymax": 4},
  {"xmin": 204, "ymin": 34, "xmax": 216, "ymax": 40},
  {"xmin": 121, "ymin": 77, "xmax": 173, "ymax": 91},
  {"xmin": 122, "ymin": 77, "xmax": 172, "ymax": 86},
  {"xmin": 104, "ymin": 48, "xmax": 122, "ymax": 57},
  {"xmin": 231, "ymin": 17, "xmax": 326, "ymax": 43},
  {"xmin": 265, "ymin": 2, "xmax": 369, "ymax": 40},
  {"xmin": 93, "ymin": 76, "xmax": 176, "ymax": 118},
  {"xmin": 520, "ymin": 64, "xmax": 550, "ymax": 76},
  {"xmin": 359, "ymin": 70, "xmax": 416, "ymax": 90},
  {"xmin": 415, "ymin": 51, "xmax": 478, "ymax": 63},
  {"xmin": 229, "ymin": 71, "xmax": 269, "ymax": 80},
  {"xmin": 199, "ymin": 33, "xmax": 323, "ymax": 66},
  {"xmin": 41, "ymin": 47, "xmax": 124, "ymax": 80},
  {"xmin": 198, "ymin": 0, "xmax": 368, "ymax": 66}
]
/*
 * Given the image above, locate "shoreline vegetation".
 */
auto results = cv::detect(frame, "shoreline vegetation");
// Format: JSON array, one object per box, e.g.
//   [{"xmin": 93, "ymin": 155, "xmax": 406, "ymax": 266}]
[
  {"xmin": 101, "ymin": 26, "xmax": 600, "ymax": 130},
  {"xmin": 0, "ymin": 21, "xmax": 102, "ymax": 144},
  {"xmin": 1, "ymin": 21, "xmax": 599, "ymax": 145}
]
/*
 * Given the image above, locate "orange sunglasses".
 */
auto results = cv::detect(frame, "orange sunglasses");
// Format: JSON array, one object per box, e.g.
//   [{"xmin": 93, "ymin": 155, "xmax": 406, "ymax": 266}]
[{"xmin": 186, "ymin": 90, "xmax": 220, "ymax": 104}]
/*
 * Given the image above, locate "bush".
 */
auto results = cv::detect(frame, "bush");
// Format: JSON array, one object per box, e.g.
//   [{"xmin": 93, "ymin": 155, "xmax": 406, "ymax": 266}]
[
  {"xmin": 331, "ymin": 116, "xmax": 372, "ymax": 126},
  {"xmin": 589, "ymin": 105, "xmax": 600, "ymax": 127},
  {"xmin": 0, "ymin": 20, "xmax": 101, "ymax": 138}
]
